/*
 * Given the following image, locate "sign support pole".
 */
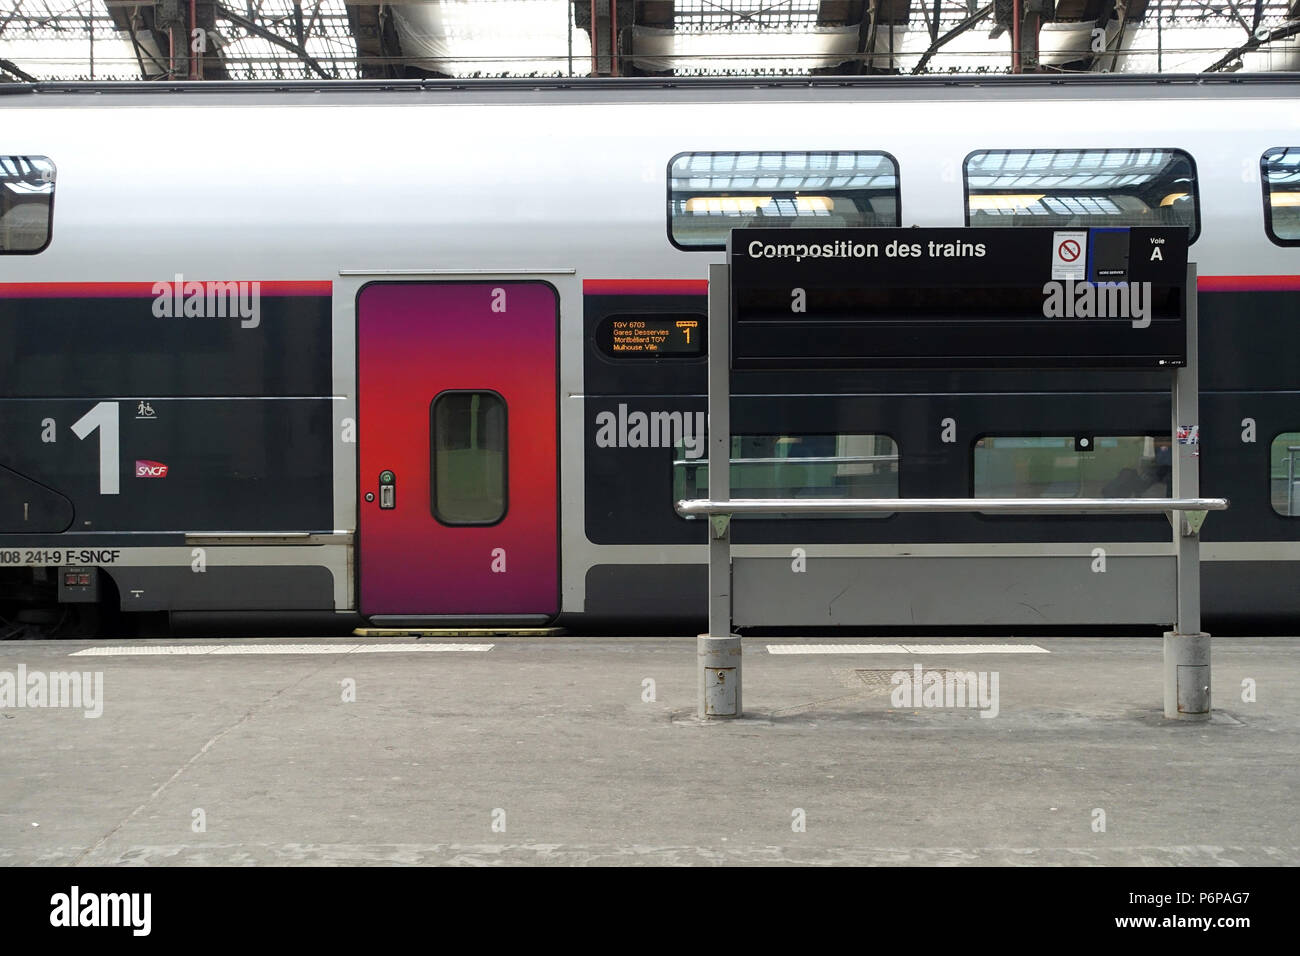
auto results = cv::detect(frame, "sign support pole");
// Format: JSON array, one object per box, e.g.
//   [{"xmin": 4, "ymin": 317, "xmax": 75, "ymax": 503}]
[
  {"xmin": 1165, "ymin": 262, "xmax": 1211, "ymax": 720},
  {"xmin": 698, "ymin": 262, "xmax": 741, "ymax": 718}
]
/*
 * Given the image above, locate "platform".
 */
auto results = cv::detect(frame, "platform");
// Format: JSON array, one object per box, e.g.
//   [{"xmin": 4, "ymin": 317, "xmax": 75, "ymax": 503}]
[{"xmin": 0, "ymin": 634, "xmax": 1296, "ymax": 866}]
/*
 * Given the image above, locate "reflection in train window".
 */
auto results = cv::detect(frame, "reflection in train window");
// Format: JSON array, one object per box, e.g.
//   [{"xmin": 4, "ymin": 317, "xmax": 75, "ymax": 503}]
[
  {"xmin": 668, "ymin": 151, "xmax": 900, "ymax": 250},
  {"xmin": 673, "ymin": 433, "xmax": 898, "ymax": 518},
  {"xmin": 431, "ymin": 391, "xmax": 507, "ymax": 525},
  {"xmin": 0, "ymin": 156, "xmax": 55, "ymax": 254},
  {"xmin": 1270, "ymin": 433, "xmax": 1300, "ymax": 517},
  {"xmin": 964, "ymin": 149, "xmax": 1198, "ymax": 241},
  {"xmin": 1262, "ymin": 148, "xmax": 1300, "ymax": 245},
  {"xmin": 973, "ymin": 436, "xmax": 1171, "ymax": 500}
]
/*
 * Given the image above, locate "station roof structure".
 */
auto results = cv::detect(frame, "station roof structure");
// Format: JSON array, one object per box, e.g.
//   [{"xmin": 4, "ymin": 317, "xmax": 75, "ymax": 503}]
[{"xmin": 0, "ymin": 0, "xmax": 1297, "ymax": 82}]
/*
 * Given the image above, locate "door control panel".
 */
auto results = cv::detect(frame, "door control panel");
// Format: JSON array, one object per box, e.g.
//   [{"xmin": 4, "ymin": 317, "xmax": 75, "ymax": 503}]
[{"xmin": 379, "ymin": 470, "xmax": 396, "ymax": 509}]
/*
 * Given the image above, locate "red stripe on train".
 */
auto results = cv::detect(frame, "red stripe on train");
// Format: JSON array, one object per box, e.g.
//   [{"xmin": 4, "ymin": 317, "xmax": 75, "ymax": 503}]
[
  {"xmin": 0, "ymin": 280, "xmax": 332, "ymax": 298},
  {"xmin": 588, "ymin": 277, "xmax": 1300, "ymax": 295},
  {"xmin": 1198, "ymin": 275, "xmax": 1300, "ymax": 292},
  {"xmin": 584, "ymin": 279, "xmax": 710, "ymax": 296}
]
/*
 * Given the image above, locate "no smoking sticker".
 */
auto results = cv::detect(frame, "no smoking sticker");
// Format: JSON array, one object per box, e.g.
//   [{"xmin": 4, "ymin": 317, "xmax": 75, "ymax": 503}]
[{"xmin": 1052, "ymin": 230, "xmax": 1087, "ymax": 280}]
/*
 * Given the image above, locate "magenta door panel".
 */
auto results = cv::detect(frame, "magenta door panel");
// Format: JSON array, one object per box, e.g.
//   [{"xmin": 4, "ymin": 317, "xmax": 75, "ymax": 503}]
[{"xmin": 357, "ymin": 282, "xmax": 558, "ymax": 617}]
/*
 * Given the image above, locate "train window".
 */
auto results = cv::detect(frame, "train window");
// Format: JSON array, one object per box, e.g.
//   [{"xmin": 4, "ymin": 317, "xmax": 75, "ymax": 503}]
[
  {"xmin": 668, "ymin": 151, "xmax": 900, "ymax": 250},
  {"xmin": 0, "ymin": 156, "xmax": 55, "ymax": 254},
  {"xmin": 674, "ymin": 433, "xmax": 898, "ymax": 517},
  {"xmin": 973, "ymin": 435, "xmax": 1170, "ymax": 501},
  {"xmin": 964, "ymin": 149, "xmax": 1199, "ymax": 241},
  {"xmin": 1269, "ymin": 433, "xmax": 1300, "ymax": 517},
  {"xmin": 1262, "ymin": 148, "xmax": 1300, "ymax": 246},
  {"xmin": 431, "ymin": 391, "xmax": 507, "ymax": 525}
]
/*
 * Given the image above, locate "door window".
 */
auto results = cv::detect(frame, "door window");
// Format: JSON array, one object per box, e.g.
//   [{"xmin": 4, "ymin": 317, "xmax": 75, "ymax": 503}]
[{"xmin": 431, "ymin": 391, "xmax": 507, "ymax": 525}]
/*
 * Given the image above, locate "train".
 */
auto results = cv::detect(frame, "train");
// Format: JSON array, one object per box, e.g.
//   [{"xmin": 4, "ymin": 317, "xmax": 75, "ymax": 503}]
[{"xmin": 1, "ymin": 74, "xmax": 1298, "ymax": 636}]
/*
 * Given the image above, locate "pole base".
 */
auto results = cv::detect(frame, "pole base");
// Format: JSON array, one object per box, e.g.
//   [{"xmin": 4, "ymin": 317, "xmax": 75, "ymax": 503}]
[
  {"xmin": 1163, "ymin": 630, "xmax": 1211, "ymax": 721},
  {"xmin": 697, "ymin": 634, "xmax": 742, "ymax": 719}
]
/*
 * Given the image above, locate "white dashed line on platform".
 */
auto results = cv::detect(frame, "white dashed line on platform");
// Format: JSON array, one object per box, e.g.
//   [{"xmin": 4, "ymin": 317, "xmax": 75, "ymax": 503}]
[
  {"xmin": 767, "ymin": 644, "xmax": 907, "ymax": 655},
  {"xmin": 69, "ymin": 643, "xmax": 494, "ymax": 657},
  {"xmin": 904, "ymin": 644, "xmax": 1049, "ymax": 655},
  {"xmin": 765, "ymin": 643, "xmax": 1048, "ymax": 655}
]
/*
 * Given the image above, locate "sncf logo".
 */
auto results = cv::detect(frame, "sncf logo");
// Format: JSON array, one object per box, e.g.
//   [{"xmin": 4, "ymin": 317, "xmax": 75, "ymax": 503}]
[{"xmin": 134, "ymin": 460, "xmax": 168, "ymax": 478}]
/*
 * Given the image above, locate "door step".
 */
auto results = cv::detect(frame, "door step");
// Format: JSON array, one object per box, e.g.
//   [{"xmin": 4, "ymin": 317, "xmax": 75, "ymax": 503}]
[{"xmin": 353, "ymin": 627, "xmax": 564, "ymax": 638}]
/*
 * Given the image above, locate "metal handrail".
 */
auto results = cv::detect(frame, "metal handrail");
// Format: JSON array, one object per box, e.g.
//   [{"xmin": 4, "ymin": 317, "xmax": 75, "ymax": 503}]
[
  {"xmin": 675, "ymin": 496, "xmax": 1230, "ymax": 517},
  {"xmin": 1288, "ymin": 446, "xmax": 1300, "ymax": 518}
]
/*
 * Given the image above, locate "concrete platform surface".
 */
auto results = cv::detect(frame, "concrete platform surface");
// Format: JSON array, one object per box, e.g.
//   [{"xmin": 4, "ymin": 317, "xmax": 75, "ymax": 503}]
[{"xmin": 0, "ymin": 635, "xmax": 1296, "ymax": 866}]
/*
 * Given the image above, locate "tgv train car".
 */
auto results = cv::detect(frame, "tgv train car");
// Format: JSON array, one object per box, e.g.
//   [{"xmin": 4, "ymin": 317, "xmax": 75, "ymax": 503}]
[{"xmin": 1, "ymin": 75, "xmax": 1298, "ymax": 635}]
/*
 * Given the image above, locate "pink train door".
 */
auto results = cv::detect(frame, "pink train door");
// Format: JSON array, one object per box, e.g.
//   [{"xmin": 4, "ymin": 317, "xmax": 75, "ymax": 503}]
[{"xmin": 357, "ymin": 281, "xmax": 558, "ymax": 622}]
